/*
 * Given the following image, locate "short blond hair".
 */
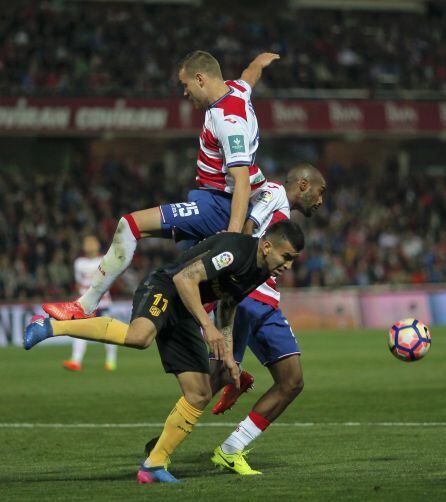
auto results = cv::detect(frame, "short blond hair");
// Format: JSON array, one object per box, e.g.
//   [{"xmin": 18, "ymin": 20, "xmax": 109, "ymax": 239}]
[{"xmin": 178, "ymin": 51, "xmax": 223, "ymax": 79}]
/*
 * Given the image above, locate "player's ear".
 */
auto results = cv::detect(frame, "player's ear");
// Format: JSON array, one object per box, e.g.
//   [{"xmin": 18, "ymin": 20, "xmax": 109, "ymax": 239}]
[
  {"xmin": 299, "ymin": 179, "xmax": 309, "ymax": 191},
  {"xmin": 196, "ymin": 72, "xmax": 205, "ymax": 87},
  {"xmin": 262, "ymin": 239, "xmax": 272, "ymax": 256}
]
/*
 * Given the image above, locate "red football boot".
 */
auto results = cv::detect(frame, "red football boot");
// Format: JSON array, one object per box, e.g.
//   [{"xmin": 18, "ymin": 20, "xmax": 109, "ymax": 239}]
[
  {"xmin": 63, "ymin": 360, "xmax": 82, "ymax": 371},
  {"xmin": 42, "ymin": 301, "xmax": 96, "ymax": 321},
  {"xmin": 212, "ymin": 370, "xmax": 254, "ymax": 415}
]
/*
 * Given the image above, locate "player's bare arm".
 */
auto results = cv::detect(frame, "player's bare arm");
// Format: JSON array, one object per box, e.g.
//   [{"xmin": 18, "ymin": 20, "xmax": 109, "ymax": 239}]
[
  {"xmin": 242, "ymin": 218, "xmax": 255, "ymax": 236},
  {"xmin": 227, "ymin": 166, "xmax": 251, "ymax": 232},
  {"xmin": 172, "ymin": 259, "xmax": 226, "ymax": 359},
  {"xmin": 241, "ymin": 52, "xmax": 280, "ymax": 89},
  {"xmin": 216, "ymin": 298, "xmax": 240, "ymax": 389}
]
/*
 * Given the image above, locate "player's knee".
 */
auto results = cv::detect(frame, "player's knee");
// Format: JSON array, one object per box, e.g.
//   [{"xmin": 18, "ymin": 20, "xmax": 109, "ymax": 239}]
[
  {"xmin": 125, "ymin": 322, "xmax": 156, "ymax": 349},
  {"xmin": 184, "ymin": 387, "xmax": 213, "ymax": 409},
  {"xmin": 279, "ymin": 377, "xmax": 304, "ymax": 401}
]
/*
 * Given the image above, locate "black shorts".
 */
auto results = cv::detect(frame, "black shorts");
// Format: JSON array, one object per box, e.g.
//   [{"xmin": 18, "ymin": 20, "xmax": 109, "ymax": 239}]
[{"xmin": 131, "ymin": 273, "xmax": 210, "ymax": 375}]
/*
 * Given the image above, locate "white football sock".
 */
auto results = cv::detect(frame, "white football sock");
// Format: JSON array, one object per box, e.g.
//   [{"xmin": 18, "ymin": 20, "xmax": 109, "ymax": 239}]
[
  {"xmin": 221, "ymin": 415, "xmax": 263, "ymax": 454},
  {"xmin": 78, "ymin": 217, "xmax": 139, "ymax": 314},
  {"xmin": 71, "ymin": 338, "xmax": 87, "ymax": 364},
  {"xmin": 105, "ymin": 343, "xmax": 117, "ymax": 364}
]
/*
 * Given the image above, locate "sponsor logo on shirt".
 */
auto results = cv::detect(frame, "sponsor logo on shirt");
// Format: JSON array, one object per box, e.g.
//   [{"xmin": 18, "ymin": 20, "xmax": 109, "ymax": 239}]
[
  {"xmin": 256, "ymin": 189, "xmax": 273, "ymax": 205},
  {"xmin": 212, "ymin": 251, "xmax": 234, "ymax": 271},
  {"xmin": 228, "ymin": 135, "xmax": 245, "ymax": 154},
  {"xmin": 252, "ymin": 173, "xmax": 265, "ymax": 184}
]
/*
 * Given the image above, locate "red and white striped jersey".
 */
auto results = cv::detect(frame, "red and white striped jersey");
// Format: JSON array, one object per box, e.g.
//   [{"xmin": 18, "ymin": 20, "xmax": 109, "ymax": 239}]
[
  {"xmin": 196, "ymin": 79, "xmax": 266, "ymax": 194},
  {"xmin": 248, "ymin": 181, "xmax": 291, "ymax": 309},
  {"xmin": 74, "ymin": 256, "xmax": 112, "ymax": 309}
]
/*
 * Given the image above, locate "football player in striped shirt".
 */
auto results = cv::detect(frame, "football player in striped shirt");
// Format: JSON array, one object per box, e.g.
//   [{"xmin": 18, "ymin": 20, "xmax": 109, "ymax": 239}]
[
  {"xmin": 43, "ymin": 50, "xmax": 280, "ymax": 322},
  {"xmin": 209, "ymin": 164, "xmax": 326, "ymax": 475}
]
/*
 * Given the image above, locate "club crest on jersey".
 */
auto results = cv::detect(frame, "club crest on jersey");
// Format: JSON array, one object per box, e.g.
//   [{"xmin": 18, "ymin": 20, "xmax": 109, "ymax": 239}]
[
  {"xmin": 256, "ymin": 189, "xmax": 273, "ymax": 205},
  {"xmin": 212, "ymin": 251, "xmax": 234, "ymax": 271},
  {"xmin": 228, "ymin": 135, "xmax": 245, "ymax": 154}
]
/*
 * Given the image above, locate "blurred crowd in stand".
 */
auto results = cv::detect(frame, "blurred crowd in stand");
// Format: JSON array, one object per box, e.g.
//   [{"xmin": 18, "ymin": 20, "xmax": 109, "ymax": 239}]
[
  {"xmin": 1, "ymin": 2, "xmax": 446, "ymax": 97},
  {"xmin": 1, "ymin": 157, "xmax": 445, "ymax": 300}
]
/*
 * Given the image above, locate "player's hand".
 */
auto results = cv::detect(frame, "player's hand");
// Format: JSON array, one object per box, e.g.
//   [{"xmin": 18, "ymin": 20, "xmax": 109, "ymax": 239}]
[
  {"xmin": 224, "ymin": 355, "xmax": 240, "ymax": 390},
  {"xmin": 252, "ymin": 52, "xmax": 280, "ymax": 69},
  {"xmin": 204, "ymin": 324, "xmax": 227, "ymax": 360}
]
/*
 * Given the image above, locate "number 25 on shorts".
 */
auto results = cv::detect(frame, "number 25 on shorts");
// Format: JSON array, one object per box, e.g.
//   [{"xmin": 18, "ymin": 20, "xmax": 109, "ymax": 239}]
[
  {"xmin": 177, "ymin": 202, "xmax": 199, "ymax": 217},
  {"xmin": 149, "ymin": 293, "xmax": 168, "ymax": 317}
]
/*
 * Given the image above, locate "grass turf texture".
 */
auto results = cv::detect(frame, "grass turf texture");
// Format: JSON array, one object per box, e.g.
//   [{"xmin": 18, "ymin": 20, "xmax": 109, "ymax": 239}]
[{"xmin": 1, "ymin": 329, "xmax": 445, "ymax": 501}]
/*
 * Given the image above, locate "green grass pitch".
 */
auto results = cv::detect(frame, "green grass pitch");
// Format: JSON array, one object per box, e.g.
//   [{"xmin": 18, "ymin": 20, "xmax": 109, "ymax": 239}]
[{"xmin": 1, "ymin": 328, "xmax": 445, "ymax": 501}]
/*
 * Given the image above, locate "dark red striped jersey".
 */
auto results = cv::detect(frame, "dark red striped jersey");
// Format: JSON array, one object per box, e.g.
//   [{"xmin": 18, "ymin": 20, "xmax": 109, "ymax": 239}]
[
  {"xmin": 247, "ymin": 181, "xmax": 291, "ymax": 308},
  {"xmin": 197, "ymin": 79, "xmax": 266, "ymax": 194}
]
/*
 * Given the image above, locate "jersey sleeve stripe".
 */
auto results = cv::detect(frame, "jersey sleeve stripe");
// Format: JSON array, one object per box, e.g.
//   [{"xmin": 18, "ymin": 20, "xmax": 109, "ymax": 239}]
[
  {"xmin": 225, "ymin": 80, "xmax": 247, "ymax": 93},
  {"xmin": 226, "ymin": 161, "xmax": 252, "ymax": 167},
  {"xmin": 248, "ymin": 215, "xmax": 261, "ymax": 227}
]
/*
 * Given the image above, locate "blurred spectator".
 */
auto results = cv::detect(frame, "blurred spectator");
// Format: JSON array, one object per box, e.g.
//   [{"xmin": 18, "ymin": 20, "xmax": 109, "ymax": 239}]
[
  {"xmin": 1, "ymin": 2, "xmax": 446, "ymax": 97},
  {"xmin": 293, "ymin": 163, "xmax": 446, "ymax": 288},
  {"xmin": 1, "ymin": 154, "xmax": 446, "ymax": 300}
]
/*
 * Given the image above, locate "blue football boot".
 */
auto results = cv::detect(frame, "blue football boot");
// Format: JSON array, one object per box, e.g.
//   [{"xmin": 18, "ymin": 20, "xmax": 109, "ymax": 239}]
[
  {"xmin": 23, "ymin": 315, "xmax": 54, "ymax": 350},
  {"xmin": 137, "ymin": 463, "xmax": 180, "ymax": 484}
]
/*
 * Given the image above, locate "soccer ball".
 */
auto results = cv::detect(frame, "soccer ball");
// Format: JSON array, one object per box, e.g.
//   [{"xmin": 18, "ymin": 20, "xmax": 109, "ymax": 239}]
[{"xmin": 388, "ymin": 318, "xmax": 431, "ymax": 362}]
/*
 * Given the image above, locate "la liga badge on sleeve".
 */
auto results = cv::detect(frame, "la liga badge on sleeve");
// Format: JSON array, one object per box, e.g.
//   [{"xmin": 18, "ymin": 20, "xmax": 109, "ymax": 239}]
[{"xmin": 212, "ymin": 252, "xmax": 234, "ymax": 270}]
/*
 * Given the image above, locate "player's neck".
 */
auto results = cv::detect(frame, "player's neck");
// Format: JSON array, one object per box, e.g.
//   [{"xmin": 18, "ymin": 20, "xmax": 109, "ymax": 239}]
[{"xmin": 207, "ymin": 81, "xmax": 231, "ymax": 106}]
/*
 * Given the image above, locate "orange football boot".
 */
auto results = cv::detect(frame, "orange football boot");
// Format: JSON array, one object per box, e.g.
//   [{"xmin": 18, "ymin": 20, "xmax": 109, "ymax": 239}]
[
  {"xmin": 63, "ymin": 360, "xmax": 82, "ymax": 371},
  {"xmin": 42, "ymin": 301, "xmax": 96, "ymax": 321}
]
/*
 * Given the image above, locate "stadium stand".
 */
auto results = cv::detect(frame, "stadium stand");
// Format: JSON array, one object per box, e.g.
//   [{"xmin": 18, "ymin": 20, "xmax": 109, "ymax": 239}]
[
  {"xmin": 1, "ymin": 1, "xmax": 446, "ymax": 98},
  {"xmin": 1, "ymin": 155, "xmax": 445, "ymax": 300}
]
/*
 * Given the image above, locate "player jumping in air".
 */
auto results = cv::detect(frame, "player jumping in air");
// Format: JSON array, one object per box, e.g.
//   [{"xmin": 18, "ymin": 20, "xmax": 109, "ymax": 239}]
[
  {"xmin": 24, "ymin": 221, "xmax": 305, "ymax": 484},
  {"xmin": 42, "ymin": 50, "xmax": 280, "ymax": 322}
]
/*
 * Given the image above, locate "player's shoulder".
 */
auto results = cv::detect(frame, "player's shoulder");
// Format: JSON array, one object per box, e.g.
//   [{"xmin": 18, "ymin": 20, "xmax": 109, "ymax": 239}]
[
  {"xmin": 254, "ymin": 181, "xmax": 286, "ymax": 204},
  {"xmin": 223, "ymin": 232, "xmax": 257, "ymax": 248},
  {"xmin": 225, "ymin": 79, "xmax": 251, "ymax": 94},
  {"xmin": 210, "ymin": 89, "xmax": 249, "ymax": 123}
]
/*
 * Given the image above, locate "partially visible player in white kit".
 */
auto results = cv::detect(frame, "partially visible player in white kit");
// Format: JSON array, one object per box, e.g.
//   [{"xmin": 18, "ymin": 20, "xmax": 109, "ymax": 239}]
[
  {"xmin": 43, "ymin": 50, "xmax": 280, "ymax": 323},
  {"xmin": 63, "ymin": 235, "xmax": 117, "ymax": 372}
]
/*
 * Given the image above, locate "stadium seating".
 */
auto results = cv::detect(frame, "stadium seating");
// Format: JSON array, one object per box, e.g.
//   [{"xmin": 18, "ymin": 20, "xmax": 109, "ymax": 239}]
[{"xmin": 1, "ymin": 2, "xmax": 446, "ymax": 97}]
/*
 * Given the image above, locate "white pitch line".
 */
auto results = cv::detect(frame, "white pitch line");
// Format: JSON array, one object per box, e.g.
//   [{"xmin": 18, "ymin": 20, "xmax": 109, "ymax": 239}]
[{"xmin": 0, "ymin": 422, "xmax": 445, "ymax": 429}]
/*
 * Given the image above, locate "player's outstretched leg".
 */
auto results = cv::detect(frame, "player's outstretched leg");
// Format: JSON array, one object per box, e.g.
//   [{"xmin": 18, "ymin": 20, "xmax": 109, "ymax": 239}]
[
  {"xmin": 24, "ymin": 316, "xmax": 156, "ymax": 351},
  {"xmin": 23, "ymin": 315, "xmax": 54, "ymax": 350},
  {"xmin": 43, "ymin": 209, "xmax": 162, "ymax": 320}
]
